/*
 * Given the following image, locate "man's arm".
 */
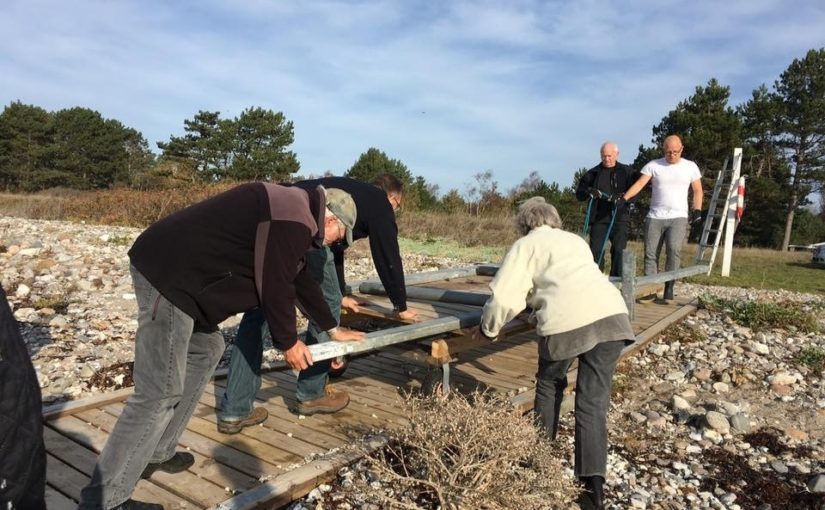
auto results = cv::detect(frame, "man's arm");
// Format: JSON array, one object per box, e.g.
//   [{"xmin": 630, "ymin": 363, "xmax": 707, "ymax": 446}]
[
  {"xmin": 368, "ymin": 215, "xmax": 409, "ymax": 313},
  {"xmin": 691, "ymin": 178, "xmax": 703, "ymax": 211},
  {"xmin": 575, "ymin": 169, "xmax": 597, "ymax": 202},
  {"xmin": 260, "ymin": 223, "xmax": 336, "ymax": 352},
  {"xmin": 622, "ymin": 174, "xmax": 652, "ymax": 201}
]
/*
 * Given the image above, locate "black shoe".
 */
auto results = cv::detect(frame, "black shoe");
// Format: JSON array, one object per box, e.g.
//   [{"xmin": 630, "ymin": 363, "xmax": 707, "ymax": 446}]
[
  {"xmin": 140, "ymin": 451, "xmax": 195, "ymax": 479},
  {"xmin": 663, "ymin": 280, "xmax": 674, "ymax": 301},
  {"xmin": 111, "ymin": 499, "xmax": 164, "ymax": 510},
  {"xmin": 578, "ymin": 476, "xmax": 605, "ymax": 510}
]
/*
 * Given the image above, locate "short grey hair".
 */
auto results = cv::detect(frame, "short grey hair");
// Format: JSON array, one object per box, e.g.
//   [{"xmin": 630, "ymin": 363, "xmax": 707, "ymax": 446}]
[{"xmin": 515, "ymin": 196, "xmax": 562, "ymax": 235}]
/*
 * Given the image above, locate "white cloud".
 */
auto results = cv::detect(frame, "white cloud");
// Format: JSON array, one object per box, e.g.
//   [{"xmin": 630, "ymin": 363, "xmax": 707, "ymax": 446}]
[{"xmin": 1, "ymin": 0, "xmax": 824, "ymax": 192}]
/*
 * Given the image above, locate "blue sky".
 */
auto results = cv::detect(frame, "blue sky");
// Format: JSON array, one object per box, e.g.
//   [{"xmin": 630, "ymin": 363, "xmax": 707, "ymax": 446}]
[{"xmin": 1, "ymin": 1, "xmax": 824, "ymax": 195}]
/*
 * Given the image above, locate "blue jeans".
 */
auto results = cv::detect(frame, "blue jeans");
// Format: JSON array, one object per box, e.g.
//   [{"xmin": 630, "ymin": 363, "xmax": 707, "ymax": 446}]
[
  {"xmin": 79, "ymin": 266, "xmax": 225, "ymax": 509},
  {"xmin": 534, "ymin": 340, "xmax": 624, "ymax": 478},
  {"xmin": 219, "ymin": 246, "xmax": 341, "ymax": 420}
]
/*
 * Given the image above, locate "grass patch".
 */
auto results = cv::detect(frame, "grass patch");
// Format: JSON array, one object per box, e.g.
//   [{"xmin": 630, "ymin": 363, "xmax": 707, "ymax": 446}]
[
  {"xmin": 31, "ymin": 295, "xmax": 72, "ymax": 314},
  {"xmin": 397, "ymin": 236, "xmax": 506, "ymax": 264},
  {"xmin": 795, "ymin": 346, "xmax": 825, "ymax": 372},
  {"xmin": 700, "ymin": 295, "xmax": 821, "ymax": 333},
  {"xmin": 662, "ymin": 321, "xmax": 706, "ymax": 344}
]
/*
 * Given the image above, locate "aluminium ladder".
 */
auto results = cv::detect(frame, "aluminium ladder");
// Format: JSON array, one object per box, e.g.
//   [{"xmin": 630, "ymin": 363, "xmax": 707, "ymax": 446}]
[{"xmin": 694, "ymin": 150, "xmax": 741, "ymax": 275}]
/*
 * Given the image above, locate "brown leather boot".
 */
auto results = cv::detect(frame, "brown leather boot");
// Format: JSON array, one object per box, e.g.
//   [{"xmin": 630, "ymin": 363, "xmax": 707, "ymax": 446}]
[
  {"xmin": 217, "ymin": 406, "xmax": 269, "ymax": 434},
  {"xmin": 297, "ymin": 386, "xmax": 350, "ymax": 415}
]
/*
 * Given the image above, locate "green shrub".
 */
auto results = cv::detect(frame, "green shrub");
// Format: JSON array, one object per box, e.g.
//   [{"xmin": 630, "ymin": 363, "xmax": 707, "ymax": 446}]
[{"xmin": 700, "ymin": 294, "xmax": 821, "ymax": 333}]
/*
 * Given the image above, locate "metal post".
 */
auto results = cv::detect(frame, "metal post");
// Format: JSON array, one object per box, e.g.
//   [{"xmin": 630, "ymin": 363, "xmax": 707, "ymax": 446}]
[
  {"xmin": 310, "ymin": 310, "xmax": 483, "ymax": 362},
  {"xmin": 441, "ymin": 362, "xmax": 451, "ymax": 395},
  {"xmin": 621, "ymin": 249, "xmax": 636, "ymax": 320},
  {"xmin": 721, "ymin": 148, "xmax": 742, "ymax": 277},
  {"xmin": 359, "ymin": 282, "xmax": 490, "ymax": 307}
]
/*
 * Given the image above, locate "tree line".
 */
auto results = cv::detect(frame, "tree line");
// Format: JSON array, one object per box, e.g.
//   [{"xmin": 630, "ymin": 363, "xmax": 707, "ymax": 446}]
[{"xmin": 1, "ymin": 49, "xmax": 823, "ymax": 248}]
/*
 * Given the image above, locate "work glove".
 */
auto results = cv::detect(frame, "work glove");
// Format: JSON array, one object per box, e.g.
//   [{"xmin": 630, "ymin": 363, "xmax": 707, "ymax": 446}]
[
  {"xmin": 613, "ymin": 195, "xmax": 627, "ymax": 207},
  {"xmin": 689, "ymin": 209, "xmax": 703, "ymax": 225},
  {"xmin": 586, "ymin": 187, "xmax": 601, "ymax": 199}
]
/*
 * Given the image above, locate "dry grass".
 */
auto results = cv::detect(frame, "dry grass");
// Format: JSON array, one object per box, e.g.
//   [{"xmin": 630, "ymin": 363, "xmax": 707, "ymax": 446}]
[{"xmin": 354, "ymin": 391, "xmax": 579, "ymax": 509}]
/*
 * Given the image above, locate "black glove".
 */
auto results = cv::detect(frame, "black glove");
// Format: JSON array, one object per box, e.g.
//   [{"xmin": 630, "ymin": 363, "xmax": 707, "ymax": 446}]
[
  {"xmin": 689, "ymin": 209, "xmax": 703, "ymax": 225},
  {"xmin": 586, "ymin": 187, "xmax": 601, "ymax": 199},
  {"xmin": 614, "ymin": 195, "xmax": 627, "ymax": 207}
]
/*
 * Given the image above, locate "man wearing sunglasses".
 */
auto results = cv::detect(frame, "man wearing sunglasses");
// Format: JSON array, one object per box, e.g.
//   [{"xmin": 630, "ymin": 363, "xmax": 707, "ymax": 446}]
[{"xmin": 620, "ymin": 135, "xmax": 703, "ymax": 302}]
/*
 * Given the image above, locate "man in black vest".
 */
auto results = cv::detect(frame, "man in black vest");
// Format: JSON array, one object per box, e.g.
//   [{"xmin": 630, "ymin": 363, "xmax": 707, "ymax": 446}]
[{"xmin": 576, "ymin": 142, "xmax": 641, "ymax": 277}]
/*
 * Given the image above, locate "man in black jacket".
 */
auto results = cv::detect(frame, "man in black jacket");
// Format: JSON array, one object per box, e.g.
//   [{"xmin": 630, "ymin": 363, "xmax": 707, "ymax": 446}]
[
  {"xmin": 79, "ymin": 183, "xmax": 363, "ymax": 510},
  {"xmin": 576, "ymin": 142, "xmax": 641, "ymax": 277},
  {"xmin": 0, "ymin": 285, "xmax": 46, "ymax": 510},
  {"xmin": 218, "ymin": 174, "xmax": 416, "ymax": 432}
]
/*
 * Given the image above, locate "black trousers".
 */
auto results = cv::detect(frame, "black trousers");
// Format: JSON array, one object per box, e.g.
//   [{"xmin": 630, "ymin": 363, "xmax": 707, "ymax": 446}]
[
  {"xmin": 589, "ymin": 221, "xmax": 629, "ymax": 277},
  {"xmin": 0, "ymin": 285, "xmax": 46, "ymax": 509}
]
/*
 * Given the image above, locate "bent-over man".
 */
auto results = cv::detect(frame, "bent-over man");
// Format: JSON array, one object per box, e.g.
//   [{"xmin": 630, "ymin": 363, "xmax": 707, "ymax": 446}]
[
  {"xmin": 218, "ymin": 174, "xmax": 417, "ymax": 432},
  {"xmin": 78, "ymin": 183, "xmax": 363, "ymax": 510}
]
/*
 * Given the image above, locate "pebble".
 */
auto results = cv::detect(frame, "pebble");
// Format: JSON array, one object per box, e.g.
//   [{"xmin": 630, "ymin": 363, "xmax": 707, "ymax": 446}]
[
  {"xmin": 705, "ymin": 411, "xmax": 731, "ymax": 434},
  {"xmin": 808, "ymin": 474, "xmax": 825, "ymax": 493}
]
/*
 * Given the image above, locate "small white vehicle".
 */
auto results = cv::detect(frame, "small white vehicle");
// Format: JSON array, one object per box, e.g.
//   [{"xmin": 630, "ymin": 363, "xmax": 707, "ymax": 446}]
[{"xmin": 813, "ymin": 244, "xmax": 825, "ymax": 266}]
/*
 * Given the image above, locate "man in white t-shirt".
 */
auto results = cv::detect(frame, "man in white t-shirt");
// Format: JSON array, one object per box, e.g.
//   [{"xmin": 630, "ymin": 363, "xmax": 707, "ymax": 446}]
[{"xmin": 621, "ymin": 135, "xmax": 703, "ymax": 301}]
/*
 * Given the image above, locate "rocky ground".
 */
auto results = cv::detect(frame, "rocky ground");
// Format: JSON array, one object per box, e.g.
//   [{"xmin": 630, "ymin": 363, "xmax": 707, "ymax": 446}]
[{"xmin": 3, "ymin": 216, "xmax": 825, "ymax": 509}]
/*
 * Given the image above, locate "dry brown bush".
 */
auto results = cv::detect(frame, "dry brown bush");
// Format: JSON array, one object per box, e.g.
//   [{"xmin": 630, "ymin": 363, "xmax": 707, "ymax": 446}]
[
  {"xmin": 0, "ymin": 184, "xmax": 234, "ymax": 227},
  {"xmin": 354, "ymin": 391, "xmax": 579, "ymax": 509}
]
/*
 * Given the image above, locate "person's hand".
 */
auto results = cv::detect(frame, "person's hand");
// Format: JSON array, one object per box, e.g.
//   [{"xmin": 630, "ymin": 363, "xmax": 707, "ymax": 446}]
[
  {"xmin": 396, "ymin": 308, "xmax": 418, "ymax": 321},
  {"xmin": 587, "ymin": 187, "xmax": 601, "ymax": 199},
  {"xmin": 331, "ymin": 356, "xmax": 346, "ymax": 370},
  {"xmin": 614, "ymin": 195, "xmax": 627, "ymax": 207},
  {"xmin": 330, "ymin": 327, "xmax": 365, "ymax": 342},
  {"xmin": 284, "ymin": 340, "xmax": 313, "ymax": 371},
  {"xmin": 468, "ymin": 325, "xmax": 497, "ymax": 342},
  {"xmin": 689, "ymin": 209, "xmax": 703, "ymax": 225},
  {"xmin": 341, "ymin": 296, "xmax": 362, "ymax": 313}
]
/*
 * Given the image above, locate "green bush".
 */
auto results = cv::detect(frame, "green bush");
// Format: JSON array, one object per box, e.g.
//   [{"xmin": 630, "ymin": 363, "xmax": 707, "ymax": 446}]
[{"xmin": 700, "ymin": 295, "xmax": 821, "ymax": 333}]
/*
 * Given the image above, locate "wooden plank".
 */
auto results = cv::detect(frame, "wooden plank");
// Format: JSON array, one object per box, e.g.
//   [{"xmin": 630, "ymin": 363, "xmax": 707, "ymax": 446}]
[
  {"xmin": 45, "ymin": 486, "xmax": 76, "ymax": 510},
  {"xmin": 510, "ymin": 300, "xmax": 698, "ymax": 412},
  {"xmin": 261, "ymin": 371, "xmax": 408, "ymax": 425},
  {"xmin": 82, "ymin": 404, "xmax": 263, "ymax": 492},
  {"xmin": 202, "ymin": 383, "xmax": 353, "ymax": 443},
  {"xmin": 211, "ymin": 372, "xmax": 403, "ymax": 428},
  {"xmin": 43, "ymin": 387, "xmax": 134, "ymax": 420},
  {"xmin": 44, "ymin": 421, "xmax": 200, "ymax": 508},
  {"xmin": 207, "ymin": 439, "xmax": 384, "ymax": 510},
  {"xmin": 47, "ymin": 453, "xmax": 89, "ymax": 501}
]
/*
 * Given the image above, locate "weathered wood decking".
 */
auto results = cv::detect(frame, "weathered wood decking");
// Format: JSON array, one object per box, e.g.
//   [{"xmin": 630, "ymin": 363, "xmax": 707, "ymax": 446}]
[{"xmin": 43, "ymin": 274, "xmax": 697, "ymax": 510}]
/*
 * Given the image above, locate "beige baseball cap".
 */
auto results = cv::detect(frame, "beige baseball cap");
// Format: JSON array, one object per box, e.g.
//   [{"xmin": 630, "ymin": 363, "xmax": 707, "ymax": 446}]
[{"xmin": 325, "ymin": 187, "xmax": 357, "ymax": 245}]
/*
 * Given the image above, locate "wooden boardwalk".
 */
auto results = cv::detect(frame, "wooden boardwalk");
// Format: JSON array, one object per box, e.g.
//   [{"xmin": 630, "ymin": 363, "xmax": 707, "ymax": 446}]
[{"xmin": 42, "ymin": 275, "xmax": 697, "ymax": 510}]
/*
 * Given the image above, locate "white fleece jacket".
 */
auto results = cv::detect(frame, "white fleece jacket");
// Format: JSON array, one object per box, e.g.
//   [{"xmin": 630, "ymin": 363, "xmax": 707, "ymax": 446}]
[{"xmin": 481, "ymin": 225, "xmax": 629, "ymax": 338}]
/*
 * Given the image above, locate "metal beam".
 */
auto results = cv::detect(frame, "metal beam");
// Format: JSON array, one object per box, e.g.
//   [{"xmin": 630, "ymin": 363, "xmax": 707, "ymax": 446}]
[
  {"xmin": 635, "ymin": 265, "xmax": 709, "ymax": 286},
  {"xmin": 310, "ymin": 310, "xmax": 482, "ymax": 362},
  {"xmin": 359, "ymin": 282, "xmax": 490, "ymax": 307}
]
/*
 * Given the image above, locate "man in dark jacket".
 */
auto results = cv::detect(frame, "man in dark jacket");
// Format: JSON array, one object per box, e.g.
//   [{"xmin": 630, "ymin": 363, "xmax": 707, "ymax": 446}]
[
  {"xmin": 218, "ymin": 174, "xmax": 416, "ymax": 432},
  {"xmin": 0, "ymin": 285, "xmax": 46, "ymax": 510},
  {"xmin": 576, "ymin": 142, "xmax": 641, "ymax": 277},
  {"xmin": 78, "ymin": 183, "xmax": 363, "ymax": 510}
]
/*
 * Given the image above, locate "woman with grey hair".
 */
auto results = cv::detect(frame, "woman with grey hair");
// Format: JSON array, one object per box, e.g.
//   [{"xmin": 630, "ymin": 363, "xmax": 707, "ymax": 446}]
[{"xmin": 473, "ymin": 196, "xmax": 634, "ymax": 510}]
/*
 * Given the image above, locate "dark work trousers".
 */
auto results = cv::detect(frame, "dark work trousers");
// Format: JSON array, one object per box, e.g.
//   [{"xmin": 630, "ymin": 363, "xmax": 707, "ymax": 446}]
[
  {"xmin": 534, "ymin": 340, "xmax": 625, "ymax": 478},
  {"xmin": 588, "ymin": 221, "xmax": 629, "ymax": 278},
  {"xmin": 0, "ymin": 285, "xmax": 47, "ymax": 509}
]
